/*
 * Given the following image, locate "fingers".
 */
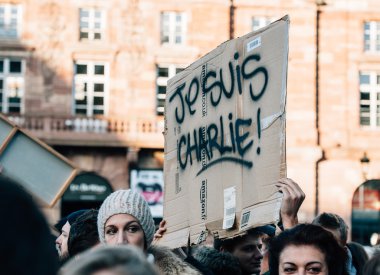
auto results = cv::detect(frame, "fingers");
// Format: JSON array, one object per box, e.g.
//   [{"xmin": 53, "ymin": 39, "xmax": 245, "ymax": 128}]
[
  {"xmin": 154, "ymin": 232, "xmax": 163, "ymax": 239},
  {"xmin": 276, "ymin": 178, "xmax": 305, "ymax": 229},
  {"xmin": 159, "ymin": 219, "xmax": 167, "ymax": 228},
  {"xmin": 276, "ymin": 178, "xmax": 305, "ymax": 202},
  {"xmin": 153, "ymin": 219, "xmax": 167, "ymax": 241},
  {"xmin": 276, "ymin": 182, "xmax": 290, "ymax": 199},
  {"xmin": 278, "ymin": 178, "xmax": 302, "ymax": 195},
  {"xmin": 153, "ymin": 231, "xmax": 164, "ymax": 241},
  {"xmin": 158, "ymin": 219, "xmax": 167, "ymax": 234}
]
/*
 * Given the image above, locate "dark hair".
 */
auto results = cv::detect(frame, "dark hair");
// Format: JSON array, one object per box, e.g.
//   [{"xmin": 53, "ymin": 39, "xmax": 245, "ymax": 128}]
[
  {"xmin": 363, "ymin": 253, "xmax": 380, "ymax": 275},
  {"xmin": 214, "ymin": 228, "xmax": 263, "ymax": 252},
  {"xmin": 192, "ymin": 246, "xmax": 242, "ymax": 275},
  {"xmin": 0, "ymin": 175, "xmax": 59, "ymax": 275},
  {"xmin": 60, "ymin": 245, "xmax": 158, "ymax": 275},
  {"xmin": 312, "ymin": 212, "xmax": 348, "ymax": 244},
  {"xmin": 54, "ymin": 209, "xmax": 89, "ymax": 233},
  {"xmin": 68, "ymin": 209, "xmax": 99, "ymax": 257},
  {"xmin": 268, "ymin": 223, "xmax": 348, "ymax": 275}
]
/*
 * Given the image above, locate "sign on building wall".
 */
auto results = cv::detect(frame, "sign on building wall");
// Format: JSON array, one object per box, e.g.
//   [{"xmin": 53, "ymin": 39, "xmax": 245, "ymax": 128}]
[
  {"xmin": 130, "ymin": 169, "xmax": 164, "ymax": 218},
  {"xmin": 62, "ymin": 172, "xmax": 113, "ymax": 202},
  {"xmin": 161, "ymin": 16, "xmax": 289, "ymax": 248},
  {"xmin": 0, "ymin": 114, "xmax": 77, "ymax": 207}
]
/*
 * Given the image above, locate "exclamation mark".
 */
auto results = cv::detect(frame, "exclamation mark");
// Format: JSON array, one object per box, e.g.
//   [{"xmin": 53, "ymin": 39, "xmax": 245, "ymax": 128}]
[{"xmin": 257, "ymin": 108, "xmax": 261, "ymax": 155}]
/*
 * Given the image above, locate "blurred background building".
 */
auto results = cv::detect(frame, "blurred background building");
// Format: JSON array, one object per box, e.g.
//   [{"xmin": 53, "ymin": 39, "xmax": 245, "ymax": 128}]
[{"xmin": 0, "ymin": 0, "xmax": 380, "ymax": 244}]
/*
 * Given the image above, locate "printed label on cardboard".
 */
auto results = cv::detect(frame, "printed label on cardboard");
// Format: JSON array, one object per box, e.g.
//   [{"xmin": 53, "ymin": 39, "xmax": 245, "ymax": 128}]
[
  {"xmin": 247, "ymin": 36, "xmax": 261, "ymax": 52},
  {"xmin": 223, "ymin": 186, "xmax": 236, "ymax": 229}
]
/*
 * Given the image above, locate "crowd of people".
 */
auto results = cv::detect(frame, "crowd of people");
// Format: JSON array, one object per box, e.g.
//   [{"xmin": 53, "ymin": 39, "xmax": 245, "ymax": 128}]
[{"xmin": 1, "ymin": 173, "xmax": 380, "ymax": 275}]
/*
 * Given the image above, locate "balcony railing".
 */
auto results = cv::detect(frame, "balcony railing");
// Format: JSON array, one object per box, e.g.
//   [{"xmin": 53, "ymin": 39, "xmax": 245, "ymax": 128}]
[{"xmin": 6, "ymin": 115, "xmax": 165, "ymax": 148}]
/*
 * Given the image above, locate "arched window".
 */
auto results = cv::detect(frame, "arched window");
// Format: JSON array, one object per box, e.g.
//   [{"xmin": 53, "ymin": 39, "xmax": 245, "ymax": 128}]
[{"xmin": 352, "ymin": 180, "xmax": 380, "ymax": 245}]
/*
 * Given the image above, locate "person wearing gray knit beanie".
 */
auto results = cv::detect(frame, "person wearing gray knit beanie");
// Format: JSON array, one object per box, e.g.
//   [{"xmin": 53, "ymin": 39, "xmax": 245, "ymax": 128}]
[
  {"xmin": 97, "ymin": 190, "xmax": 204, "ymax": 275},
  {"xmin": 97, "ymin": 189, "xmax": 155, "ymax": 251}
]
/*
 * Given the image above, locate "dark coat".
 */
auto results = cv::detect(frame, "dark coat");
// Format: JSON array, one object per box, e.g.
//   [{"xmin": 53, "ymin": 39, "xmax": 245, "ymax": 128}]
[{"xmin": 347, "ymin": 242, "xmax": 369, "ymax": 275}]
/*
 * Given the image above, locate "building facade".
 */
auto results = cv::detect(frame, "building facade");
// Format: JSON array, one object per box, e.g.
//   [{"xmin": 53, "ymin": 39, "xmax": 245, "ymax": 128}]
[{"xmin": 1, "ymin": 0, "xmax": 380, "ymax": 243}]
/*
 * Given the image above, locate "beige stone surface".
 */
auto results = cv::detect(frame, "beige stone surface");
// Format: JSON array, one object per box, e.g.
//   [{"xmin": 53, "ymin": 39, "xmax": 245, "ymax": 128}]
[{"xmin": 2, "ymin": 0, "xmax": 380, "ymax": 229}]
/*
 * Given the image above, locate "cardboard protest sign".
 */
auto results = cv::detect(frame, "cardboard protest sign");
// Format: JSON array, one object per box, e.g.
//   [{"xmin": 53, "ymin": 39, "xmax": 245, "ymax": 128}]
[
  {"xmin": 161, "ymin": 16, "xmax": 289, "ymax": 248},
  {"xmin": 0, "ymin": 114, "xmax": 77, "ymax": 207}
]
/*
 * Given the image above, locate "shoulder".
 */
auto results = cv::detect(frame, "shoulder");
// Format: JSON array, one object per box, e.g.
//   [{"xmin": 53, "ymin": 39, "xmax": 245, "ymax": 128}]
[
  {"xmin": 148, "ymin": 245, "xmax": 202, "ymax": 275},
  {"xmin": 347, "ymin": 242, "xmax": 368, "ymax": 260},
  {"xmin": 347, "ymin": 242, "xmax": 369, "ymax": 275}
]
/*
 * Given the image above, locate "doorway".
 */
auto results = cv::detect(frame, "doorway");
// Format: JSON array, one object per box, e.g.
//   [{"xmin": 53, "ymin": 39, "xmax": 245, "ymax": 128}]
[
  {"xmin": 351, "ymin": 180, "xmax": 380, "ymax": 245},
  {"xmin": 61, "ymin": 172, "xmax": 113, "ymax": 217}
]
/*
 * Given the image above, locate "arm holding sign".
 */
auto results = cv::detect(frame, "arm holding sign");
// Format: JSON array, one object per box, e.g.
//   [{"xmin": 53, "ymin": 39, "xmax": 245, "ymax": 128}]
[
  {"xmin": 153, "ymin": 178, "xmax": 305, "ymax": 241},
  {"xmin": 276, "ymin": 178, "xmax": 305, "ymax": 229}
]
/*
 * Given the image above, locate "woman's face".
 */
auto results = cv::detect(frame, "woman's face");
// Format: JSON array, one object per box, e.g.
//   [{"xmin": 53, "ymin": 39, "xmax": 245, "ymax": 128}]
[
  {"xmin": 279, "ymin": 244, "xmax": 327, "ymax": 275},
  {"xmin": 104, "ymin": 213, "xmax": 145, "ymax": 250}
]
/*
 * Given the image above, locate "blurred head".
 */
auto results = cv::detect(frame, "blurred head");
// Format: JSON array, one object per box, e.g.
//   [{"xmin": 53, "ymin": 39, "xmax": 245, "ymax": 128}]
[
  {"xmin": 97, "ymin": 190, "xmax": 155, "ymax": 251},
  {"xmin": 215, "ymin": 228, "xmax": 264, "ymax": 275},
  {"xmin": 68, "ymin": 209, "xmax": 99, "ymax": 257},
  {"xmin": 0, "ymin": 175, "xmax": 59, "ymax": 275},
  {"xmin": 60, "ymin": 245, "xmax": 158, "ymax": 275},
  {"xmin": 192, "ymin": 246, "xmax": 242, "ymax": 275},
  {"xmin": 268, "ymin": 224, "xmax": 348, "ymax": 275},
  {"xmin": 363, "ymin": 253, "xmax": 380, "ymax": 275},
  {"xmin": 312, "ymin": 212, "xmax": 348, "ymax": 246},
  {"xmin": 55, "ymin": 209, "xmax": 88, "ymax": 259}
]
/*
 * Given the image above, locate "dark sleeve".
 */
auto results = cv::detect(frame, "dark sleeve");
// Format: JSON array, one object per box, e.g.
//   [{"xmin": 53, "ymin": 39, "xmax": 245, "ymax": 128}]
[
  {"xmin": 347, "ymin": 242, "xmax": 369, "ymax": 275},
  {"xmin": 184, "ymin": 255, "xmax": 215, "ymax": 275}
]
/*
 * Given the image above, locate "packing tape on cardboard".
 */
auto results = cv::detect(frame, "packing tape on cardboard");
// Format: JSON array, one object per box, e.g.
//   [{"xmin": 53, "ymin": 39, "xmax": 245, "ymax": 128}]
[{"xmin": 261, "ymin": 111, "xmax": 284, "ymax": 131}]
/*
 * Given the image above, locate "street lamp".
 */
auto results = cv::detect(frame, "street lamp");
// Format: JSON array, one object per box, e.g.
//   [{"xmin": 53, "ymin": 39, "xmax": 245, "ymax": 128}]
[
  {"xmin": 359, "ymin": 152, "xmax": 370, "ymax": 210},
  {"xmin": 360, "ymin": 152, "xmax": 370, "ymax": 181}
]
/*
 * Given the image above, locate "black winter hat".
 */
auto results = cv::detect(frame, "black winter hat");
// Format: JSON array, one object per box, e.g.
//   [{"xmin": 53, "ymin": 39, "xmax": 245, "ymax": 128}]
[{"xmin": 54, "ymin": 209, "xmax": 89, "ymax": 232}]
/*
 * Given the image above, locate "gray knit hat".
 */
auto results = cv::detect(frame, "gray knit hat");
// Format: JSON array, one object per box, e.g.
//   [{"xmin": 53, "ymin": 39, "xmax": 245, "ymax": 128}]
[{"xmin": 97, "ymin": 189, "xmax": 155, "ymax": 247}]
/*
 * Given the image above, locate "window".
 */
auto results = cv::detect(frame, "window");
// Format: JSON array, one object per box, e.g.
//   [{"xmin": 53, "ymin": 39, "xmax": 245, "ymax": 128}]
[
  {"xmin": 0, "ymin": 4, "xmax": 21, "ymax": 38},
  {"xmin": 359, "ymin": 71, "xmax": 380, "ymax": 127},
  {"xmin": 156, "ymin": 65, "xmax": 184, "ymax": 115},
  {"xmin": 79, "ymin": 8, "xmax": 105, "ymax": 41},
  {"xmin": 252, "ymin": 17, "xmax": 272, "ymax": 31},
  {"xmin": 364, "ymin": 21, "xmax": 380, "ymax": 52},
  {"xmin": 0, "ymin": 58, "xmax": 24, "ymax": 113},
  {"xmin": 74, "ymin": 61, "xmax": 108, "ymax": 116},
  {"xmin": 160, "ymin": 12, "xmax": 186, "ymax": 45}
]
